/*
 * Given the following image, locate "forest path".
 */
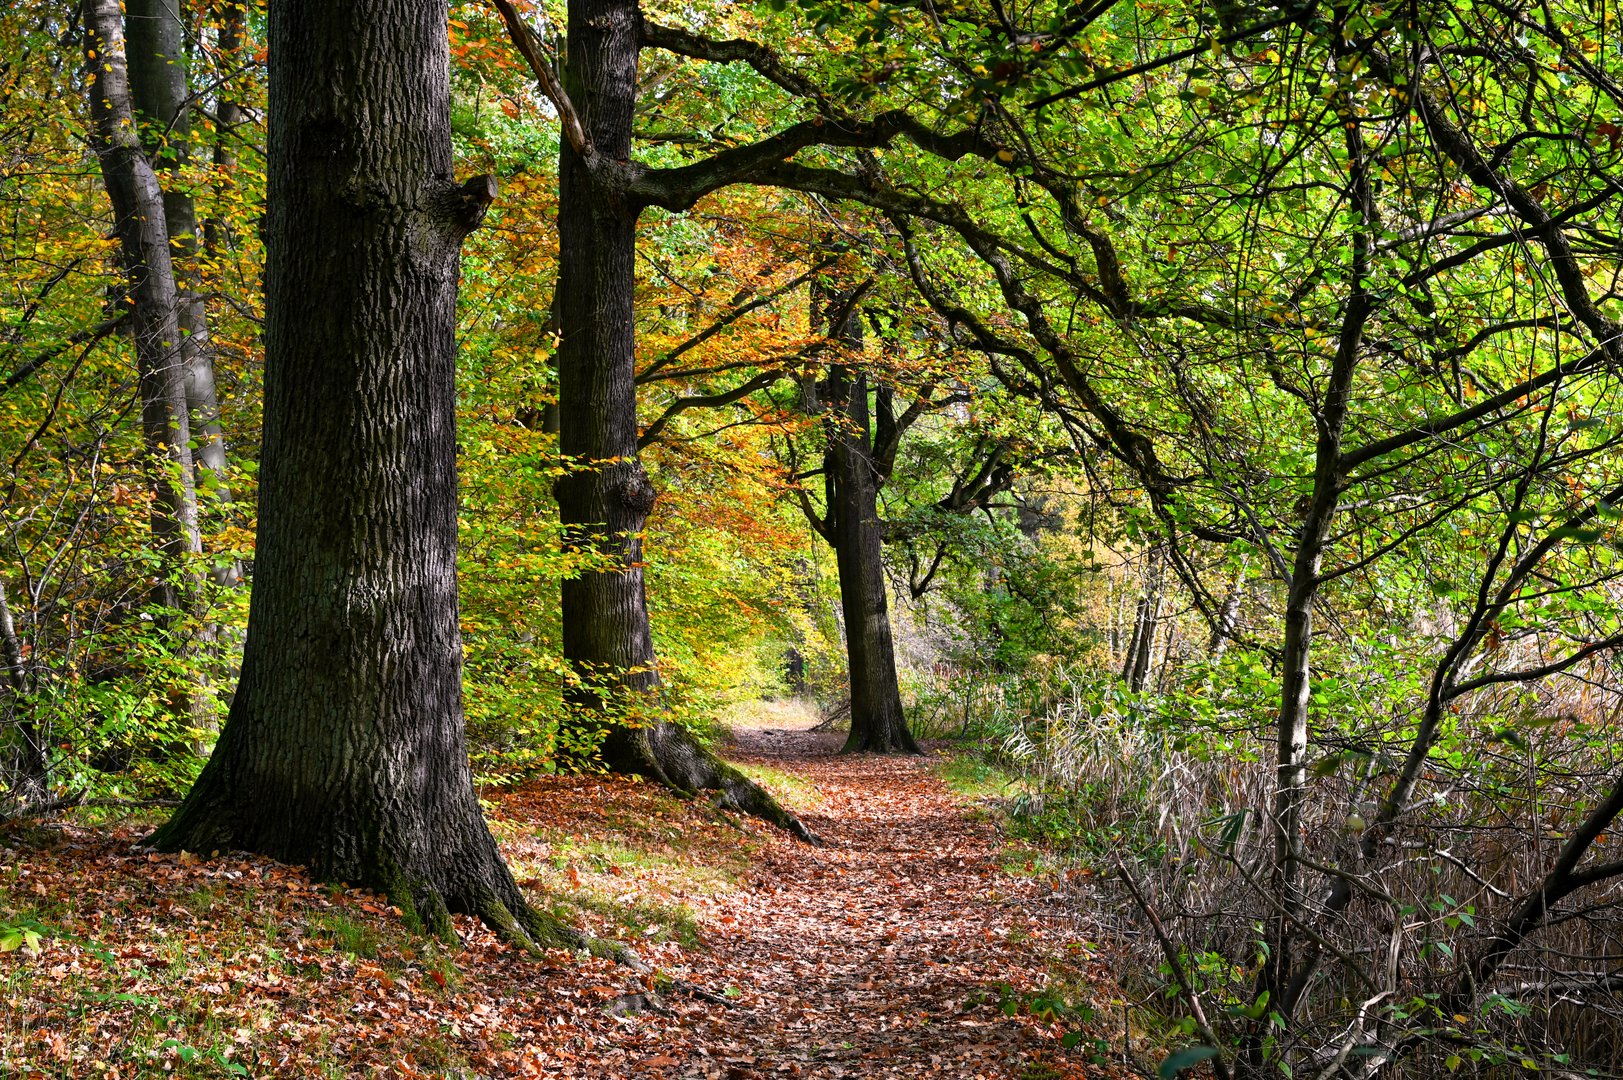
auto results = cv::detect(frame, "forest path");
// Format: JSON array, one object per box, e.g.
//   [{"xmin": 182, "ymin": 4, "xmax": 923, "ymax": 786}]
[
  {"xmin": 0, "ymin": 713, "xmax": 1126, "ymax": 1079},
  {"xmin": 587, "ymin": 714, "xmax": 1125, "ymax": 1080}
]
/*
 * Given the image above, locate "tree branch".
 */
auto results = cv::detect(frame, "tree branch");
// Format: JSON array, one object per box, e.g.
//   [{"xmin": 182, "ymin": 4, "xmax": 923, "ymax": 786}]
[
  {"xmin": 638, "ymin": 256, "xmax": 836, "ymax": 383},
  {"xmin": 490, "ymin": 0, "xmax": 593, "ymax": 159},
  {"xmin": 638, "ymin": 370, "xmax": 784, "ymax": 449}
]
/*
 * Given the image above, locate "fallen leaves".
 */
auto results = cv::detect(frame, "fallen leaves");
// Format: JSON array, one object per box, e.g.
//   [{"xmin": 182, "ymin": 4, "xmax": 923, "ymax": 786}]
[{"xmin": 1, "ymin": 722, "xmax": 1128, "ymax": 1078}]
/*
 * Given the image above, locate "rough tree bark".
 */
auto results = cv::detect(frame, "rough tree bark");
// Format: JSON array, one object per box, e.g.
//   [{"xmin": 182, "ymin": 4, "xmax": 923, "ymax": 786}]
[
  {"xmin": 547, "ymin": 0, "xmax": 814, "ymax": 839},
  {"xmin": 82, "ymin": 0, "xmax": 206, "ymax": 653},
  {"xmin": 151, "ymin": 0, "xmax": 596, "ymax": 947}
]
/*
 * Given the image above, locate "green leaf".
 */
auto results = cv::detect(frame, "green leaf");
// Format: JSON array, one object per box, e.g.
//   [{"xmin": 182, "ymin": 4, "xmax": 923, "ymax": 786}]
[{"xmin": 1160, "ymin": 1045, "xmax": 1221, "ymax": 1079}]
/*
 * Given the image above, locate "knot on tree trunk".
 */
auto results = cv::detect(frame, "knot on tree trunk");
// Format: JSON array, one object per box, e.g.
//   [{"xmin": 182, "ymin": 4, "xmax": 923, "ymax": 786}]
[{"xmin": 615, "ymin": 467, "xmax": 657, "ymax": 515}]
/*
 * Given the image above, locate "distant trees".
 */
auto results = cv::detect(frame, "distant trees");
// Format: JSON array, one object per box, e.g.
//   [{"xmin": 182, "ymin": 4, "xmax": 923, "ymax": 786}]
[
  {"xmin": 81, "ymin": 0, "xmax": 208, "ymax": 729},
  {"xmin": 786, "ymin": 279, "xmax": 1023, "ymax": 752},
  {"xmin": 800, "ymin": 293, "xmax": 917, "ymax": 753},
  {"xmin": 493, "ymin": 0, "xmax": 1066, "ymax": 764}
]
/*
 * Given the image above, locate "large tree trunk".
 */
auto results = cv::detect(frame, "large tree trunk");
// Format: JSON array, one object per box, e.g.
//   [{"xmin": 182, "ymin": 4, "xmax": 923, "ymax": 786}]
[
  {"xmin": 82, "ymin": 0, "xmax": 207, "ymax": 701},
  {"xmin": 552, "ymin": 0, "xmax": 813, "ymax": 839},
  {"xmin": 820, "ymin": 357, "xmax": 917, "ymax": 754},
  {"xmin": 151, "ymin": 0, "xmax": 585, "ymax": 949}
]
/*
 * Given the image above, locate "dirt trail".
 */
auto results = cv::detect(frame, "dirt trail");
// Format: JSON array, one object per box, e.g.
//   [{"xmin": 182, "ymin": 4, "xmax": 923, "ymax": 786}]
[{"xmin": 598, "ymin": 720, "xmax": 1124, "ymax": 1080}]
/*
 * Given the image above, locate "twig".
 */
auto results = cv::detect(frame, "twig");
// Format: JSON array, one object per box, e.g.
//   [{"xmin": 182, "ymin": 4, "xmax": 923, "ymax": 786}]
[{"xmin": 1114, "ymin": 858, "xmax": 1233, "ymax": 1080}]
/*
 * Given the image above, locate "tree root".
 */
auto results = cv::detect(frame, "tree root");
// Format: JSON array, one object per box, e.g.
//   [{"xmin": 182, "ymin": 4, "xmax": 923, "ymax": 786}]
[
  {"xmin": 423, "ymin": 882, "xmax": 649, "ymax": 971},
  {"xmin": 602, "ymin": 720, "xmax": 821, "ymax": 845}
]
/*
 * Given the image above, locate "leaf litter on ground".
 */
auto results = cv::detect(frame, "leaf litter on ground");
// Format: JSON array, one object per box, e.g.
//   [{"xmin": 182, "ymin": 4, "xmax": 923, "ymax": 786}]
[{"xmin": 1, "ymin": 721, "xmax": 1134, "ymax": 1079}]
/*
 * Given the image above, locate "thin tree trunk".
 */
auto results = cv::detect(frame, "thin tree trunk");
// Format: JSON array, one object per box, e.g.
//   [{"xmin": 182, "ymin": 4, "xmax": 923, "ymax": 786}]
[
  {"xmin": 126, "ymin": 0, "xmax": 238, "ymax": 571},
  {"xmin": 203, "ymin": 2, "xmax": 244, "ymax": 261},
  {"xmin": 1208, "ymin": 558, "xmax": 1247, "ymax": 658},
  {"xmin": 123, "ymin": 0, "xmax": 239, "ymax": 744},
  {"xmin": 1124, "ymin": 544, "xmax": 1163, "ymax": 692},
  {"xmin": 82, "ymin": 0, "xmax": 206, "ymax": 656},
  {"xmin": 0, "ymin": 579, "xmax": 46, "ymax": 811},
  {"xmin": 549, "ymin": 0, "xmax": 814, "ymax": 838},
  {"xmin": 151, "ymin": 0, "xmax": 593, "ymax": 949},
  {"xmin": 1255, "ymin": 119, "xmax": 1374, "ymax": 1041}
]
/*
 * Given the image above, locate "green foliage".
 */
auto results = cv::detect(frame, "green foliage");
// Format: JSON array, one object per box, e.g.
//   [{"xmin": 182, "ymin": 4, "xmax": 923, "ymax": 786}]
[{"xmin": 0, "ymin": 917, "xmax": 45, "ymax": 956}]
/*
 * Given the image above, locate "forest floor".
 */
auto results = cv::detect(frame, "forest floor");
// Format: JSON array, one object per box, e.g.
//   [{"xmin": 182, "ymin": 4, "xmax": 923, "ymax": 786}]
[{"xmin": 1, "ymin": 705, "xmax": 1135, "ymax": 1079}]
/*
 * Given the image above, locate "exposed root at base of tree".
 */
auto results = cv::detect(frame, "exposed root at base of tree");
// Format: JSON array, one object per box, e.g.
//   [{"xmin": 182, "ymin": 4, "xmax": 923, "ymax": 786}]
[
  {"xmin": 840, "ymin": 725, "xmax": 923, "ymax": 756},
  {"xmin": 423, "ymin": 882, "xmax": 647, "ymax": 971},
  {"xmin": 600, "ymin": 720, "xmax": 821, "ymax": 845}
]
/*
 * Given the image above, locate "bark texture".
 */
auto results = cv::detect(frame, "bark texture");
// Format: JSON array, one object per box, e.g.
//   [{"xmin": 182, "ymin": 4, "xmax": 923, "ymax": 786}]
[
  {"xmin": 550, "ymin": 0, "xmax": 815, "ymax": 839},
  {"xmin": 151, "ymin": 0, "xmax": 589, "ymax": 948}
]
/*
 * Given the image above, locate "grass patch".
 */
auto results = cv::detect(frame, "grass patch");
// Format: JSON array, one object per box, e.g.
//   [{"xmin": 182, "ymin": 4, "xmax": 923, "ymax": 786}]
[
  {"xmin": 502, "ymin": 769, "xmax": 777, "ymax": 949},
  {"xmin": 720, "ymin": 697, "xmax": 821, "ymax": 730},
  {"xmin": 308, "ymin": 910, "xmax": 384, "ymax": 959},
  {"xmin": 514, "ymin": 838, "xmax": 716, "ymax": 947},
  {"xmin": 935, "ymin": 749, "xmax": 1165, "ymax": 870},
  {"xmin": 180, "ymin": 883, "xmax": 225, "ymax": 918},
  {"xmin": 732, "ymin": 763, "xmax": 822, "ymax": 811},
  {"xmin": 544, "ymin": 888, "xmax": 704, "ymax": 946},
  {"xmin": 935, "ymin": 752, "xmax": 1022, "ymax": 800}
]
